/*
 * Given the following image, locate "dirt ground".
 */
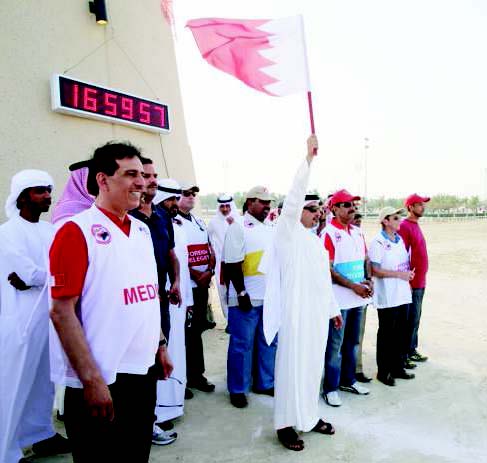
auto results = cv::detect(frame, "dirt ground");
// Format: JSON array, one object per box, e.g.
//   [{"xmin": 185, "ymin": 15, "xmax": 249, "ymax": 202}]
[{"xmin": 36, "ymin": 219, "xmax": 487, "ymax": 463}]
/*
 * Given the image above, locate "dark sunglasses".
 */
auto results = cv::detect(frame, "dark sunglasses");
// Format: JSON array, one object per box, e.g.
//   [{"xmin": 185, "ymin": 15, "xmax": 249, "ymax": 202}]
[
  {"xmin": 182, "ymin": 191, "xmax": 197, "ymax": 197},
  {"xmin": 32, "ymin": 186, "xmax": 52, "ymax": 194},
  {"xmin": 303, "ymin": 206, "xmax": 320, "ymax": 213},
  {"xmin": 386, "ymin": 215, "xmax": 401, "ymax": 221},
  {"xmin": 336, "ymin": 201, "xmax": 353, "ymax": 208}
]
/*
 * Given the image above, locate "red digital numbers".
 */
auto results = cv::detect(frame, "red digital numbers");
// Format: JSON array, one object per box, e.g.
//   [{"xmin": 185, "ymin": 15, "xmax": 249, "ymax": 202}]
[{"xmin": 62, "ymin": 77, "xmax": 168, "ymax": 130}]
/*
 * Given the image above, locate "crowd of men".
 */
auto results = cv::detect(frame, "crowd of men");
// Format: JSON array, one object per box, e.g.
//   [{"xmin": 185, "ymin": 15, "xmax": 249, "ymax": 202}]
[{"xmin": 0, "ymin": 136, "xmax": 430, "ymax": 461}]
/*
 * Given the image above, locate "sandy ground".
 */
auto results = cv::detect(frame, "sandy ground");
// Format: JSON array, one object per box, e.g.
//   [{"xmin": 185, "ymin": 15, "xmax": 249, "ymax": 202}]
[{"xmin": 34, "ymin": 219, "xmax": 487, "ymax": 463}]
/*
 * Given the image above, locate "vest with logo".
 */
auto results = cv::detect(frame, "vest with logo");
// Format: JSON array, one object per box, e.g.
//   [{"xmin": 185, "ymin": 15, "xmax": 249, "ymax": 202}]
[
  {"xmin": 228, "ymin": 213, "xmax": 274, "ymax": 301},
  {"xmin": 324, "ymin": 222, "xmax": 371, "ymax": 310},
  {"xmin": 178, "ymin": 213, "xmax": 211, "ymax": 289},
  {"xmin": 49, "ymin": 205, "xmax": 160, "ymax": 388}
]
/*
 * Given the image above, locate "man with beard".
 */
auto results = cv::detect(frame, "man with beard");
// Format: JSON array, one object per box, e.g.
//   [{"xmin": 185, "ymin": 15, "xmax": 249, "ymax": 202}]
[
  {"xmin": 223, "ymin": 186, "xmax": 277, "ymax": 408},
  {"xmin": 0, "ymin": 170, "xmax": 71, "ymax": 463},
  {"xmin": 322, "ymin": 190, "xmax": 373, "ymax": 407},
  {"xmin": 398, "ymin": 194, "xmax": 431, "ymax": 364},
  {"xmin": 129, "ymin": 159, "xmax": 180, "ymax": 445}
]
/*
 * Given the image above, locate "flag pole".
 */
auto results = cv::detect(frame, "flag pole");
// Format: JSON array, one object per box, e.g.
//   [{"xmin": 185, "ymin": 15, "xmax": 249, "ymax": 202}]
[{"xmin": 307, "ymin": 91, "xmax": 315, "ymax": 135}]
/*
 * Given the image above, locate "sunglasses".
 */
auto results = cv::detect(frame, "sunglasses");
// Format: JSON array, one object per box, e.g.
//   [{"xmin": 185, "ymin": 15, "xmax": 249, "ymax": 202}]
[
  {"xmin": 336, "ymin": 201, "xmax": 353, "ymax": 208},
  {"xmin": 388, "ymin": 215, "xmax": 401, "ymax": 221},
  {"xmin": 182, "ymin": 191, "xmax": 197, "ymax": 197},
  {"xmin": 32, "ymin": 186, "xmax": 52, "ymax": 194},
  {"xmin": 303, "ymin": 206, "xmax": 320, "ymax": 213}
]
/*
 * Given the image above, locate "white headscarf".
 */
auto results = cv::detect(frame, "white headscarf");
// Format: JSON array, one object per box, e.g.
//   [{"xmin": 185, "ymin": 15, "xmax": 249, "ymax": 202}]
[
  {"xmin": 154, "ymin": 178, "xmax": 181, "ymax": 205},
  {"xmin": 5, "ymin": 169, "xmax": 54, "ymax": 219}
]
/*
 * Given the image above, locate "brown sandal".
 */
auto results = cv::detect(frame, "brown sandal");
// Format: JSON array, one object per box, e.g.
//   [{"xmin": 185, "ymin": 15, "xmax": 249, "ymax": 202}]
[
  {"xmin": 277, "ymin": 427, "xmax": 305, "ymax": 451},
  {"xmin": 312, "ymin": 419, "xmax": 335, "ymax": 435}
]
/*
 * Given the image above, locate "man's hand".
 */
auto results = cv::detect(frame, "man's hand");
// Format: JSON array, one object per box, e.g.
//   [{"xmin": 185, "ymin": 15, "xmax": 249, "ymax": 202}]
[
  {"xmin": 362, "ymin": 279, "xmax": 374, "ymax": 296},
  {"xmin": 306, "ymin": 134, "xmax": 319, "ymax": 164},
  {"xmin": 237, "ymin": 292, "xmax": 253, "ymax": 312},
  {"xmin": 352, "ymin": 283, "xmax": 371, "ymax": 298},
  {"xmin": 168, "ymin": 282, "xmax": 181, "ymax": 306},
  {"xmin": 190, "ymin": 269, "xmax": 212, "ymax": 288},
  {"xmin": 8, "ymin": 272, "xmax": 31, "ymax": 291},
  {"xmin": 156, "ymin": 346, "xmax": 174, "ymax": 380},
  {"xmin": 83, "ymin": 379, "xmax": 114, "ymax": 421},
  {"xmin": 332, "ymin": 314, "xmax": 343, "ymax": 329}
]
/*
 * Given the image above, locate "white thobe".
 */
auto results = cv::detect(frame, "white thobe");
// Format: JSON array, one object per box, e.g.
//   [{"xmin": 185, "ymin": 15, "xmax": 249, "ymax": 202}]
[
  {"xmin": 0, "ymin": 216, "xmax": 55, "ymax": 463},
  {"xmin": 207, "ymin": 204, "xmax": 240, "ymax": 318},
  {"xmin": 155, "ymin": 222, "xmax": 193, "ymax": 422},
  {"xmin": 262, "ymin": 161, "xmax": 340, "ymax": 432}
]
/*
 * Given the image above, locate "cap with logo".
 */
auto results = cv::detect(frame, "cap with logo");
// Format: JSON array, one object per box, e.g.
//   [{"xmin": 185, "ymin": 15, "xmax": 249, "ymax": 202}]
[
  {"xmin": 378, "ymin": 206, "xmax": 406, "ymax": 223},
  {"xmin": 330, "ymin": 189, "xmax": 361, "ymax": 207},
  {"xmin": 404, "ymin": 194, "xmax": 430, "ymax": 208},
  {"xmin": 245, "ymin": 186, "xmax": 272, "ymax": 201}
]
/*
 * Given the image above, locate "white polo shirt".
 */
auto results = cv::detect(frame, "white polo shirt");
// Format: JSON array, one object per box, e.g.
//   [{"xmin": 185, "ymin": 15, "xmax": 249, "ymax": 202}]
[{"xmin": 369, "ymin": 230, "xmax": 412, "ymax": 309}]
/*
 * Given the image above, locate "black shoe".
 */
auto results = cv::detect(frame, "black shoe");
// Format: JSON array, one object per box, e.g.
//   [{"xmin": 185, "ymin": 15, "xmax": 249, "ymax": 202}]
[
  {"xmin": 32, "ymin": 433, "xmax": 71, "ymax": 457},
  {"xmin": 252, "ymin": 387, "xmax": 274, "ymax": 397},
  {"xmin": 56, "ymin": 410, "xmax": 64, "ymax": 422},
  {"xmin": 230, "ymin": 393, "xmax": 248, "ymax": 408},
  {"xmin": 355, "ymin": 372, "xmax": 373, "ymax": 383},
  {"xmin": 404, "ymin": 359, "xmax": 417, "ymax": 369},
  {"xmin": 392, "ymin": 370, "xmax": 415, "ymax": 380},
  {"xmin": 187, "ymin": 377, "xmax": 215, "ymax": 392},
  {"xmin": 156, "ymin": 419, "xmax": 174, "ymax": 431},
  {"xmin": 185, "ymin": 388, "xmax": 194, "ymax": 400},
  {"xmin": 409, "ymin": 351, "xmax": 428, "ymax": 362},
  {"xmin": 202, "ymin": 321, "xmax": 217, "ymax": 332},
  {"xmin": 377, "ymin": 373, "xmax": 396, "ymax": 386}
]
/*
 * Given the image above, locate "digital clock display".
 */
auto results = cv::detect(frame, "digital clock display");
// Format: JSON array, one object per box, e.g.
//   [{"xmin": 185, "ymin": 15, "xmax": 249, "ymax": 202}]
[{"xmin": 51, "ymin": 75, "xmax": 170, "ymax": 133}]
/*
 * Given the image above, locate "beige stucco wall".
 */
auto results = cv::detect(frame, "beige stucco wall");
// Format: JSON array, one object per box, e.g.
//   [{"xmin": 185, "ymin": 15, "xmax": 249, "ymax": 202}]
[{"xmin": 0, "ymin": 0, "xmax": 195, "ymax": 221}]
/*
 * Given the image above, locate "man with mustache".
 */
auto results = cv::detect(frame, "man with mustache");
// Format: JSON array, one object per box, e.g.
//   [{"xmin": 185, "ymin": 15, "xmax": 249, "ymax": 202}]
[
  {"xmin": 0, "ymin": 170, "xmax": 71, "ymax": 462},
  {"xmin": 322, "ymin": 190, "xmax": 373, "ymax": 407},
  {"xmin": 49, "ymin": 142, "xmax": 173, "ymax": 462},
  {"xmin": 130, "ymin": 158, "xmax": 180, "ymax": 445},
  {"xmin": 224, "ymin": 186, "xmax": 277, "ymax": 408}
]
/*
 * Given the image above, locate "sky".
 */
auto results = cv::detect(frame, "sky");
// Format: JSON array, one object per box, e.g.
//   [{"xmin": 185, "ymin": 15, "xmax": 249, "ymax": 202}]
[{"xmin": 172, "ymin": 0, "xmax": 487, "ymax": 199}]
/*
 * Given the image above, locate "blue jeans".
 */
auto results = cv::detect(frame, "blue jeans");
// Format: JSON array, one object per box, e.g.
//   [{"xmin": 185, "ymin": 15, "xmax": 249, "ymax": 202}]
[
  {"xmin": 324, "ymin": 306, "xmax": 364, "ymax": 393},
  {"xmin": 227, "ymin": 305, "xmax": 277, "ymax": 394},
  {"xmin": 408, "ymin": 288, "xmax": 425, "ymax": 355}
]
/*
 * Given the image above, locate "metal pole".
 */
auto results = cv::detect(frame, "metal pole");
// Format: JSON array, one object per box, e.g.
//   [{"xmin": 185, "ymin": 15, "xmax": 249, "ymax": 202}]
[{"xmin": 364, "ymin": 137, "xmax": 369, "ymax": 218}]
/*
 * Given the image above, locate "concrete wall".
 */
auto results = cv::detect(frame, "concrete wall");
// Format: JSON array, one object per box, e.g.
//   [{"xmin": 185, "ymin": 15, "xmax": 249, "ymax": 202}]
[{"xmin": 0, "ymin": 0, "xmax": 195, "ymax": 221}]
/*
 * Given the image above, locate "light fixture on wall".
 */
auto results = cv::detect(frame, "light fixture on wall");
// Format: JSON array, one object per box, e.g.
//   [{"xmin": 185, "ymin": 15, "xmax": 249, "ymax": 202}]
[{"xmin": 89, "ymin": 0, "xmax": 108, "ymax": 25}]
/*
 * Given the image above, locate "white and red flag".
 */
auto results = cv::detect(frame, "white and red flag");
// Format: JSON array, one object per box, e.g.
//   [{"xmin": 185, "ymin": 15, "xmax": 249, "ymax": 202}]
[{"xmin": 186, "ymin": 16, "xmax": 311, "ymax": 97}]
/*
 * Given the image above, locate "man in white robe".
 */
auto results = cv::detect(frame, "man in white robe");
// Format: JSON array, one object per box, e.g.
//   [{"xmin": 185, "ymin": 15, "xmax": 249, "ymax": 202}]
[
  {"xmin": 261, "ymin": 136, "xmax": 342, "ymax": 451},
  {"xmin": 0, "ymin": 170, "xmax": 70, "ymax": 463},
  {"xmin": 207, "ymin": 194, "xmax": 240, "ymax": 319}
]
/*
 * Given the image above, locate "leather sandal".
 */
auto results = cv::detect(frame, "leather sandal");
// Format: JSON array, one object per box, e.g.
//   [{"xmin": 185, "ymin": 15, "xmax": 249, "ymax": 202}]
[
  {"xmin": 277, "ymin": 427, "xmax": 304, "ymax": 451},
  {"xmin": 312, "ymin": 419, "xmax": 335, "ymax": 435}
]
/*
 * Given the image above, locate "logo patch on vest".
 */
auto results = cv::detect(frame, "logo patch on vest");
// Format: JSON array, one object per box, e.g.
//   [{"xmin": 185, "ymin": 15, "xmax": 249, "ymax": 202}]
[
  {"xmin": 335, "ymin": 232, "xmax": 342, "ymax": 242},
  {"xmin": 91, "ymin": 224, "xmax": 112, "ymax": 245}
]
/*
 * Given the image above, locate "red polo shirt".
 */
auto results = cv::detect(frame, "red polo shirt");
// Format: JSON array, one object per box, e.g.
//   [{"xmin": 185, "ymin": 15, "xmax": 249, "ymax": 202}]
[{"xmin": 50, "ymin": 207, "xmax": 131, "ymax": 299}]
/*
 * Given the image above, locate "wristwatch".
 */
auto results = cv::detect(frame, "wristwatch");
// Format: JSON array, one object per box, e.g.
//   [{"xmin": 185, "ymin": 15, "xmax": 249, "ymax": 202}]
[{"xmin": 238, "ymin": 290, "xmax": 247, "ymax": 297}]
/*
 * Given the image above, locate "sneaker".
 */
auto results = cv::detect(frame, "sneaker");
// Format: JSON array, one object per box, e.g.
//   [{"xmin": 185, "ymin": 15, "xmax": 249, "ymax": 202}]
[
  {"xmin": 409, "ymin": 351, "xmax": 428, "ymax": 362},
  {"xmin": 230, "ymin": 393, "xmax": 248, "ymax": 408},
  {"xmin": 152, "ymin": 424, "xmax": 177, "ymax": 446},
  {"xmin": 404, "ymin": 359, "xmax": 417, "ymax": 369},
  {"xmin": 324, "ymin": 390, "xmax": 342, "ymax": 407},
  {"xmin": 339, "ymin": 381, "xmax": 370, "ymax": 395},
  {"xmin": 32, "ymin": 433, "xmax": 71, "ymax": 456}
]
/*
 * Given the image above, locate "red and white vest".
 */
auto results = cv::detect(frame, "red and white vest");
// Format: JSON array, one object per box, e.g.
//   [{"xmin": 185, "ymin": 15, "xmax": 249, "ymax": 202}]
[
  {"xmin": 50, "ymin": 205, "xmax": 160, "ymax": 388},
  {"xmin": 178, "ymin": 213, "xmax": 211, "ymax": 289},
  {"xmin": 324, "ymin": 222, "xmax": 371, "ymax": 310}
]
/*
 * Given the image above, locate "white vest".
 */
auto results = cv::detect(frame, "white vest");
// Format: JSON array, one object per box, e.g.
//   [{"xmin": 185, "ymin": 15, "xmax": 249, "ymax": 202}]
[
  {"xmin": 178, "ymin": 213, "xmax": 210, "ymax": 289},
  {"xmin": 229, "ymin": 213, "xmax": 274, "ymax": 301},
  {"xmin": 324, "ymin": 222, "xmax": 371, "ymax": 310},
  {"xmin": 50, "ymin": 205, "xmax": 160, "ymax": 388},
  {"xmin": 369, "ymin": 231, "xmax": 412, "ymax": 309}
]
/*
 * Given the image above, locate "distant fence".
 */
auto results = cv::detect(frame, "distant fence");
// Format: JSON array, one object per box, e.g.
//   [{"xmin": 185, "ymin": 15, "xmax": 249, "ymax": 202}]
[{"xmin": 364, "ymin": 212, "xmax": 487, "ymax": 222}]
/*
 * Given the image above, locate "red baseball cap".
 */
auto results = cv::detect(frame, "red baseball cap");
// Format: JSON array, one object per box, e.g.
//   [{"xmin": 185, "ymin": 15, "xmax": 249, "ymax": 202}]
[
  {"xmin": 330, "ymin": 189, "xmax": 361, "ymax": 206},
  {"xmin": 404, "ymin": 193, "xmax": 430, "ymax": 208}
]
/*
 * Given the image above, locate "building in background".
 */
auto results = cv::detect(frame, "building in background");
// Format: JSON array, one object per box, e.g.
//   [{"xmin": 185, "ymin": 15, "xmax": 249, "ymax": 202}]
[{"xmin": 0, "ymin": 0, "xmax": 195, "ymax": 220}]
